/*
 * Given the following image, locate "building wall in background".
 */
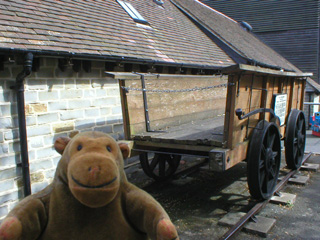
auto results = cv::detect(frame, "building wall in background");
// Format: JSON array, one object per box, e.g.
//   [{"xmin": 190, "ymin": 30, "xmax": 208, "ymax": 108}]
[
  {"xmin": 0, "ymin": 58, "xmax": 123, "ymax": 220},
  {"xmin": 202, "ymin": 0, "xmax": 320, "ymax": 83}
]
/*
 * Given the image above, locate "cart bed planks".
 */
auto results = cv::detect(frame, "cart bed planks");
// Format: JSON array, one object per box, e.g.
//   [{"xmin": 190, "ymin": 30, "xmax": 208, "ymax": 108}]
[{"xmin": 133, "ymin": 116, "xmax": 225, "ymax": 147}]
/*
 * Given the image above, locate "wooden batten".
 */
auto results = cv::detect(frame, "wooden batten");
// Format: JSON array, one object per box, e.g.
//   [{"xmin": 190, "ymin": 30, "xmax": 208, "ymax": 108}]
[
  {"xmin": 224, "ymin": 74, "xmax": 237, "ymax": 149},
  {"xmin": 223, "ymin": 64, "xmax": 313, "ymax": 77}
]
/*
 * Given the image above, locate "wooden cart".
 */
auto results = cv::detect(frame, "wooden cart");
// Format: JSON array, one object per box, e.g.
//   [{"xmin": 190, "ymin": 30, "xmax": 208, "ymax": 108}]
[{"xmin": 107, "ymin": 64, "xmax": 312, "ymax": 200}]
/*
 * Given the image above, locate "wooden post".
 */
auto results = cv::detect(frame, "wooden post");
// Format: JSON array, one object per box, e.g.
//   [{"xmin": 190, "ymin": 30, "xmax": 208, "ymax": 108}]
[
  {"xmin": 224, "ymin": 74, "xmax": 237, "ymax": 149},
  {"xmin": 300, "ymin": 78, "xmax": 306, "ymax": 110},
  {"xmin": 259, "ymin": 75, "xmax": 268, "ymax": 121},
  {"xmin": 119, "ymin": 80, "xmax": 131, "ymax": 140}
]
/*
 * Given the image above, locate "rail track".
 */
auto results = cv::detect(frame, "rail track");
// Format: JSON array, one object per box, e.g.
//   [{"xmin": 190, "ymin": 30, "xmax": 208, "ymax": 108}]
[
  {"xmin": 125, "ymin": 152, "xmax": 316, "ymax": 239},
  {"xmin": 219, "ymin": 152, "xmax": 313, "ymax": 240}
]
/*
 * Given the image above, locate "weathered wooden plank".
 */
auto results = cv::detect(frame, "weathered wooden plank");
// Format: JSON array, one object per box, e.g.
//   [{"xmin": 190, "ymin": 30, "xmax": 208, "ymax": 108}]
[
  {"xmin": 223, "ymin": 64, "xmax": 313, "ymax": 77},
  {"xmin": 133, "ymin": 140, "xmax": 215, "ymax": 153},
  {"xmin": 107, "ymin": 72, "xmax": 228, "ymax": 80},
  {"xmin": 224, "ymin": 74, "xmax": 237, "ymax": 149},
  {"xmin": 300, "ymin": 80, "xmax": 306, "ymax": 110},
  {"xmin": 119, "ymin": 80, "xmax": 131, "ymax": 139},
  {"xmin": 123, "ymin": 75, "xmax": 228, "ymax": 135},
  {"xmin": 232, "ymin": 74, "xmax": 263, "ymax": 147},
  {"xmin": 225, "ymin": 141, "xmax": 249, "ymax": 170},
  {"xmin": 106, "ymin": 72, "xmax": 141, "ymax": 80},
  {"xmin": 132, "ymin": 116, "xmax": 225, "ymax": 147}
]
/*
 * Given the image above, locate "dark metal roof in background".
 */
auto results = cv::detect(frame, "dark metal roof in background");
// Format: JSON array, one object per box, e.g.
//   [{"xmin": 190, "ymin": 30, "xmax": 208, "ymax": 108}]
[
  {"xmin": 258, "ymin": 28, "xmax": 319, "ymax": 81},
  {"xmin": 201, "ymin": 0, "xmax": 320, "ymax": 33},
  {"xmin": 171, "ymin": 0, "xmax": 302, "ymax": 72},
  {"xmin": 201, "ymin": 0, "xmax": 320, "ymax": 84}
]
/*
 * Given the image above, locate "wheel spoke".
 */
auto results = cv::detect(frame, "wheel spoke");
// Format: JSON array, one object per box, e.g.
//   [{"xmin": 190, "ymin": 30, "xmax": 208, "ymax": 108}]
[
  {"xmin": 268, "ymin": 132, "xmax": 276, "ymax": 148},
  {"xmin": 167, "ymin": 157, "xmax": 176, "ymax": 168},
  {"xmin": 269, "ymin": 168, "xmax": 276, "ymax": 180},
  {"xmin": 259, "ymin": 169, "xmax": 266, "ymax": 188},
  {"xmin": 261, "ymin": 145, "xmax": 266, "ymax": 159},
  {"xmin": 159, "ymin": 159, "xmax": 166, "ymax": 177},
  {"xmin": 149, "ymin": 158, "xmax": 159, "ymax": 171},
  {"xmin": 272, "ymin": 151, "xmax": 278, "ymax": 159},
  {"xmin": 259, "ymin": 159, "xmax": 265, "ymax": 169},
  {"xmin": 297, "ymin": 146, "xmax": 303, "ymax": 157},
  {"xmin": 264, "ymin": 168, "xmax": 270, "ymax": 187},
  {"xmin": 298, "ymin": 119, "xmax": 304, "ymax": 132},
  {"xmin": 293, "ymin": 146, "xmax": 298, "ymax": 159}
]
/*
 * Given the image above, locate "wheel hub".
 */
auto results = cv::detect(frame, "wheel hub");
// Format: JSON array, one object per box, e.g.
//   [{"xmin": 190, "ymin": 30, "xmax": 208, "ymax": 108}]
[
  {"xmin": 265, "ymin": 148, "xmax": 275, "ymax": 171},
  {"xmin": 297, "ymin": 132, "xmax": 304, "ymax": 148}
]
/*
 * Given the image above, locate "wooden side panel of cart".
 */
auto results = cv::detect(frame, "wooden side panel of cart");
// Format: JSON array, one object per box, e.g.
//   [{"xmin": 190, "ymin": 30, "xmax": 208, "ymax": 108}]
[
  {"xmin": 118, "ymin": 73, "xmax": 228, "ymax": 140},
  {"xmin": 222, "ymin": 69, "xmax": 306, "ymax": 170},
  {"xmin": 109, "ymin": 67, "xmax": 309, "ymax": 171}
]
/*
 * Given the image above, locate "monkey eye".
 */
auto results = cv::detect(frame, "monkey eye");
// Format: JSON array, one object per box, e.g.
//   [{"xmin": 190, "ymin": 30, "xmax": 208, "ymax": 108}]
[
  {"xmin": 77, "ymin": 145, "xmax": 83, "ymax": 151},
  {"xmin": 106, "ymin": 146, "xmax": 112, "ymax": 152}
]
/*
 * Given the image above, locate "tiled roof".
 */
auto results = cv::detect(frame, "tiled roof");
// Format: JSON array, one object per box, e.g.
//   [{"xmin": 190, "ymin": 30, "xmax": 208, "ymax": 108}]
[
  {"xmin": 171, "ymin": 0, "xmax": 301, "ymax": 72},
  {"xmin": 0, "ymin": 0, "xmax": 235, "ymax": 68}
]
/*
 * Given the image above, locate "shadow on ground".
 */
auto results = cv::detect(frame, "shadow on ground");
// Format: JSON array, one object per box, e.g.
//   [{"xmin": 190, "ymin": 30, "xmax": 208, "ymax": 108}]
[{"xmin": 126, "ymin": 153, "xmax": 320, "ymax": 239}]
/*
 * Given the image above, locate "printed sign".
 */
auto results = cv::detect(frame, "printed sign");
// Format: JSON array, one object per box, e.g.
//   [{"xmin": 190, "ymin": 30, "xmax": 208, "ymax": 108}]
[{"xmin": 273, "ymin": 94, "xmax": 287, "ymax": 126}]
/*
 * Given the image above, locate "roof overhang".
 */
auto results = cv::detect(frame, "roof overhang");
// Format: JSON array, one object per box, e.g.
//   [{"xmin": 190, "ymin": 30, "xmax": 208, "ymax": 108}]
[
  {"xmin": 0, "ymin": 48, "xmax": 224, "ymax": 70},
  {"xmin": 105, "ymin": 72, "xmax": 223, "ymax": 80},
  {"xmin": 222, "ymin": 64, "xmax": 313, "ymax": 77}
]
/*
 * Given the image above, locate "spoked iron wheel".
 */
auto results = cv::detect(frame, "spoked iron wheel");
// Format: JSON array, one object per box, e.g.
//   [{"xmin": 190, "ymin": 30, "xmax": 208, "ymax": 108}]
[
  {"xmin": 247, "ymin": 121, "xmax": 281, "ymax": 200},
  {"xmin": 139, "ymin": 152, "xmax": 181, "ymax": 181},
  {"xmin": 285, "ymin": 109, "xmax": 306, "ymax": 170}
]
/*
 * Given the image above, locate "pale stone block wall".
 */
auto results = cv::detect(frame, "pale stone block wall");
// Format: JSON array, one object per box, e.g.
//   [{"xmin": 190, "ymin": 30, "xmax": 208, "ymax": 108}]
[{"xmin": 0, "ymin": 57, "xmax": 123, "ymax": 220}]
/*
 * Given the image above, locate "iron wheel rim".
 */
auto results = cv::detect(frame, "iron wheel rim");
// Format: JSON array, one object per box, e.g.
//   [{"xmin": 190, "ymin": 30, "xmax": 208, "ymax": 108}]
[
  {"xmin": 140, "ymin": 153, "xmax": 181, "ymax": 181},
  {"xmin": 247, "ymin": 121, "xmax": 281, "ymax": 200},
  {"xmin": 285, "ymin": 110, "xmax": 306, "ymax": 169}
]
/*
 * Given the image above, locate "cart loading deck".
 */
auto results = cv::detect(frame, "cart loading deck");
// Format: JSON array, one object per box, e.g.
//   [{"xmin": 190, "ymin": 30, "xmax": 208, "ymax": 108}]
[{"xmin": 107, "ymin": 64, "xmax": 312, "ymax": 200}]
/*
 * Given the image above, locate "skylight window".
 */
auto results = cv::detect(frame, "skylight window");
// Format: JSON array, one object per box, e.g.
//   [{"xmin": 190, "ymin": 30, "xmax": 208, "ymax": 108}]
[{"xmin": 117, "ymin": 0, "xmax": 149, "ymax": 24}]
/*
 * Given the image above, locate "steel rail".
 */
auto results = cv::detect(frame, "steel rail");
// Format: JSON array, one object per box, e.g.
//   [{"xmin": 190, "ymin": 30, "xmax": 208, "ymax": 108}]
[{"xmin": 219, "ymin": 152, "xmax": 313, "ymax": 240}]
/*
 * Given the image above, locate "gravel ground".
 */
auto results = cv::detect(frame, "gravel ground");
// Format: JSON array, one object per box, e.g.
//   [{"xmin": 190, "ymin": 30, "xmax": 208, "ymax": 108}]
[{"xmin": 126, "ymin": 152, "xmax": 320, "ymax": 240}]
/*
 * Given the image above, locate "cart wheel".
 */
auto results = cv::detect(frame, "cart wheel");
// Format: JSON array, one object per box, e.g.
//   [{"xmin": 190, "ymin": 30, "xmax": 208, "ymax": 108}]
[
  {"xmin": 139, "ymin": 153, "xmax": 181, "ymax": 181},
  {"xmin": 285, "ymin": 109, "xmax": 306, "ymax": 170},
  {"xmin": 247, "ymin": 121, "xmax": 281, "ymax": 200}
]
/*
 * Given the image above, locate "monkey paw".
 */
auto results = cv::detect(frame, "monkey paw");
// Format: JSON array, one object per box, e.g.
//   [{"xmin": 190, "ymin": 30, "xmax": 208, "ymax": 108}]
[
  {"xmin": 156, "ymin": 218, "xmax": 179, "ymax": 240},
  {"xmin": 0, "ymin": 217, "xmax": 22, "ymax": 240}
]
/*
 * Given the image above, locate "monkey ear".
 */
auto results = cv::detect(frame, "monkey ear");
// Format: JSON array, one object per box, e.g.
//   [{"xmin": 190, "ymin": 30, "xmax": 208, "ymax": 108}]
[
  {"xmin": 54, "ymin": 137, "xmax": 71, "ymax": 155},
  {"xmin": 118, "ymin": 143, "xmax": 130, "ymax": 159}
]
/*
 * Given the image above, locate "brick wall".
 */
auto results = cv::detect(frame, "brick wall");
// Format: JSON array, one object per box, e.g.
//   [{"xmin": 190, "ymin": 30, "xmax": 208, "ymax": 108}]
[{"xmin": 0, "ymin": 57, "xmax": 123, "ymax": 221}]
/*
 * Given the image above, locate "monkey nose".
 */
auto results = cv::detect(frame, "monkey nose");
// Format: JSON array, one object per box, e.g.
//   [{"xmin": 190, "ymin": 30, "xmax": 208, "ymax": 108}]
[{"xmin": 88, "ymin": 166, "xmax": 101, "ymax": 179}]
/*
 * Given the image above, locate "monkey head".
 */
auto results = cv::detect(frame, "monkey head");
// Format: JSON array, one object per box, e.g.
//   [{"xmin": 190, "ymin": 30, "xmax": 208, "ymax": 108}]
[{"xmin": 54, "ymin": 132, "xmax": 130, "ymax": 208}]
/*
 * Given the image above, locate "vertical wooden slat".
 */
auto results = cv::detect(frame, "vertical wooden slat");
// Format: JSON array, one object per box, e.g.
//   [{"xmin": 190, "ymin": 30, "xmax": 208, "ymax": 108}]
[
  {"xmin": 287, "ymin": 78, "xmax": 295, "ymax": 121},
  {"xmin": 300, "ymin": 78, "xmax": 306, "ymax": 110},
  {"xmin": 259, "ymin": 75, "xmax": 268, "ymax": 121},
  {"xmin": 224, "ymin": 74, "xmax": 237, "ymax": 149},
  {"xmin": 119, "ymin": 80, "xmax": 131, "ymax": 140}
]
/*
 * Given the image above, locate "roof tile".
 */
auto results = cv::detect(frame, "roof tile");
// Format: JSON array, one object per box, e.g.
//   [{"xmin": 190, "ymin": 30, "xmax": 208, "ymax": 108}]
[{"xmin": 0, "ymin": 0, "xmax": 235, "ymax": 68}]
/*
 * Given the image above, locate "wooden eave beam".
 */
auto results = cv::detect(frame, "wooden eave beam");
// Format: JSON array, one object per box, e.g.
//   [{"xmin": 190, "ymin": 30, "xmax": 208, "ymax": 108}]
[
  {"xmin": 105, "ymin": 72, "xmax": 225, "ymax": 80},
  {"xmin": 222, "ymin": 64, "xmax": 313, "ymax": 77}
]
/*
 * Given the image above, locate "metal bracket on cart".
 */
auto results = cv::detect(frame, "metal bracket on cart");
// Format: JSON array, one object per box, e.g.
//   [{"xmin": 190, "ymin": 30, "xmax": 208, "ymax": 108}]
[
  {"xmin": 235, "ymin": 108, "xmax": 277, "ymax": 121},
  {"xmin": 235, "ymin": 108, "xmax": 281, "ymax": 131}
]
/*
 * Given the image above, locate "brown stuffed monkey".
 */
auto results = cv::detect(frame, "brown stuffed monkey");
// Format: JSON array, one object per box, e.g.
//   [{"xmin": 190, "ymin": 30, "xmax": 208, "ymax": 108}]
[{"xmin": 0, "ymin": 131, "xmax": 179, "ymax": 240}]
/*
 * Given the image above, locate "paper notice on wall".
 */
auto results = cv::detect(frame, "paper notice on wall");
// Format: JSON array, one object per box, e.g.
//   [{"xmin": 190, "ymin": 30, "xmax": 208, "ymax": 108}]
[
  {"xmin": 314, "ymin": 96, "xmax": 319, "ymax": 112},
  {"xmin": 273, "ymin": 94, "xmax": 287, "ymax": 126}
]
